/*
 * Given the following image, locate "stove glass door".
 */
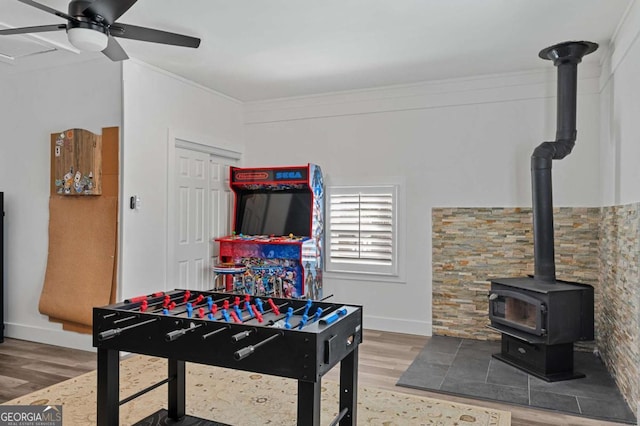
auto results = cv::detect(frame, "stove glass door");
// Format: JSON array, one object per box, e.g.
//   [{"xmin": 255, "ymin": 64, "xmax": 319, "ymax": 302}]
[{"xmin": 489, "ymin": 290, "xmax": 545, "ymax": 336}]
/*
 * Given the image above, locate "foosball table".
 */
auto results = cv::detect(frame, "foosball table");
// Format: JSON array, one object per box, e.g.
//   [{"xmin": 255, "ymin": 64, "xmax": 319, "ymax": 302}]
[{"xmin": 93, "ymin": 290, "xmax": 363, "ymax": 425}]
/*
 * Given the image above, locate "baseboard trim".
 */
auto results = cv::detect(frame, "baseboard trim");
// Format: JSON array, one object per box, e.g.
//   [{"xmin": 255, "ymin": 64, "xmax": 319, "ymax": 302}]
[
  {"xmin": 4, "ymin": 322, "xmax": 94, "ymax": 352},
  {"xmin": 364, "ymin": 315, "xmax": 431, "ymax": 336}
]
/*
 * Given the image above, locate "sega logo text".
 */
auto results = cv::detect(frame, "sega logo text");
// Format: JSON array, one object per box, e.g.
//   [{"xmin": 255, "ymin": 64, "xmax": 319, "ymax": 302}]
[{"xmin": 275, "ymin": 171, "xmax": 303, "ymax": 179}]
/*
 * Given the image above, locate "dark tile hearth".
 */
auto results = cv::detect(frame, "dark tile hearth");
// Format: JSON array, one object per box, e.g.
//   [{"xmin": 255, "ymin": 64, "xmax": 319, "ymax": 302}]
[{"xmin": 396, "ymin": 336, "xmax": 636, "ymax": 424}]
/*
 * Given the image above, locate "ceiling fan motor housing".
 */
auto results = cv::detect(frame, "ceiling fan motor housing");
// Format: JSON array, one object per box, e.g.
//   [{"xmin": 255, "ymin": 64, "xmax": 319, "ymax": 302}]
[{"xmin": 0, "ymin": 0, "xmax": 201, "ymax": 61}]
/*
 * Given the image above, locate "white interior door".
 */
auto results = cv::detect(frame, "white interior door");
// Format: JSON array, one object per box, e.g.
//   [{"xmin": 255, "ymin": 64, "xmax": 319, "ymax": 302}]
[
  {"xmin": 209, "ymin": 159, "xmax": 235, "ymax": 266},
  {"xmin": 175, "ymin": 148, "xmax": 210, "ymax": 290},
  {"xmin": 173, "ymin": 144, "xmax": 238, "ymax": 291}
]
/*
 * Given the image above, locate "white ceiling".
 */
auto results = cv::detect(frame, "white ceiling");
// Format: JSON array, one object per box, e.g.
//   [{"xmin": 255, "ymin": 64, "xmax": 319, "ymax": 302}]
[{"xmin": 0, "ymin": 0, "xmax": 634, "ymax": 101}]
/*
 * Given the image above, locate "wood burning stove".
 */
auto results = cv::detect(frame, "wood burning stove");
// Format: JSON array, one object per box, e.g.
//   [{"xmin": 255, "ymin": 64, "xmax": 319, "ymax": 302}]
[
  {"xmin": 489, "ymin": 41, "xmax": 597, "ymax": 382},
  {"xmin": 489, "ymin": 277, "xmax": 594, "ymax": 381}
]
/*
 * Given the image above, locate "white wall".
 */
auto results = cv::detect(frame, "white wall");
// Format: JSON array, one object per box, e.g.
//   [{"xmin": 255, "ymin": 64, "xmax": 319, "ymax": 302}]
[
  {"xmin": 244, "ymin": 68, "xmax": 602, "ymax": 335},
  {"xmin": 0, "ymin": 59, "xmax": 122, "ymax": 349},
  {"xmin": 600, "ymin": 0, "xmax": 640, "ymax": 205},
  {"xmin": 120, "ymin": 61, "xmax": 244, "ymax": 301}
]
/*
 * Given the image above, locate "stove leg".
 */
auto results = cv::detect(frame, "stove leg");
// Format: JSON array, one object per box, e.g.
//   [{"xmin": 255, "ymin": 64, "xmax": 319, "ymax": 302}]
[
  {"xmin": 97, "ymin": 348, "xmax": 119, "ymax": 426},
  {"xmin": 168, "ymin": 358, "xmax": 185, "ymax": 420},
  {"xmin": 297, "ymin": 379, "xmax": 321, "ymax": 426},
  {"xmin": 339, "ymin": 347, "xmax": 358, "ymax": 425}
]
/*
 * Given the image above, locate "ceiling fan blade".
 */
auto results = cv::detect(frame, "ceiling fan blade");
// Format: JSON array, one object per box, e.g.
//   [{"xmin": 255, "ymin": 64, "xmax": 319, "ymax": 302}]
[
  {"xmin": 110, "ymin": 23, "xmax": 200, "ymax": 48},
  {"xmin": 17, "ymin": 0, "xmax": 78, "ymax": 23},
  {"xmin": 0, "ymin": 24, "xmax": 67, "ymax": 35},
  {"xmin": 102, "ymin": 36, "xmax": 129, "ymax": 61},
  {"xmin": 82, "ymin": 0, "xmax": 138, "ymax": 25}
]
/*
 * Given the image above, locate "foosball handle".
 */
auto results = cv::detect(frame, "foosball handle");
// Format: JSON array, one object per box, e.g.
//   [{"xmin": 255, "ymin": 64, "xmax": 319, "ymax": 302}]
[
  {"xmin": 165, "ymin": 328, "xmax": 187, "ymax": 342},
  {"xmin": 320, "ymin": 308, "xmax": 348, "ymax": 325},
  {"xmin": 98, "ymin": 328, "xmax": 121, "ymax": 340},
  {"xmin": 234, "ymin": 345, "xmax": 255, "ymax": 360},
  {"xmin": 234, "ymin": 332, "xmax": 281, "ymax": 360},
  {"xmin": 231, "ymin": 329, "xmax": 254, "ymax": 342}
]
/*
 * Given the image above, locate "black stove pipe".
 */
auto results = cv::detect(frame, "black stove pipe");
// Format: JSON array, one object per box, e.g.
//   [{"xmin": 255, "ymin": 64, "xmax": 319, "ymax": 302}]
[{"xmin": 531, "ymin": 41, "xmax": 598, "ymax": 283}]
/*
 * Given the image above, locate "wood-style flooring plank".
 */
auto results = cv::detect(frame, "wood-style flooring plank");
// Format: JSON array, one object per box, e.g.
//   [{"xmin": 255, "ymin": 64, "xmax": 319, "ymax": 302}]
[{"xmin": 0, "ymin": 332, "xmax": 631, "ymax": 425}]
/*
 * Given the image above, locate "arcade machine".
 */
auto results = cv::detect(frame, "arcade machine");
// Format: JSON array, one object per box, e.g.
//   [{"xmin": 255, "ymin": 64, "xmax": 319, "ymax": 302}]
[{"xmin": 214, "ymin": 164, "xmax": 324, "ymax": 300}]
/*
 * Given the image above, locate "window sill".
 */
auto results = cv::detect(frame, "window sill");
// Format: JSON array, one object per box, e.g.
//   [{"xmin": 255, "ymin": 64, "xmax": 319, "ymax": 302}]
[{"xmin": 323, "ymin": 270, "xmax": 406, "ymax": 284}]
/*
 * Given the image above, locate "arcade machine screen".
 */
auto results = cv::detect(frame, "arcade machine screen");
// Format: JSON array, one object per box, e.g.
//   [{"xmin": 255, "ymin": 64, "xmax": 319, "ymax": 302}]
[{"xmin": 235, "ymin": 190, "xmax": 311, "ymax": 237}]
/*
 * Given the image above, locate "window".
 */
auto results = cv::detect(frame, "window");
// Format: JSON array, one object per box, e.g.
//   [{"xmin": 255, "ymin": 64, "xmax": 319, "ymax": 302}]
[{"xmin": 326, "ymin": 184, "xmax": 399, "ymax": 276}]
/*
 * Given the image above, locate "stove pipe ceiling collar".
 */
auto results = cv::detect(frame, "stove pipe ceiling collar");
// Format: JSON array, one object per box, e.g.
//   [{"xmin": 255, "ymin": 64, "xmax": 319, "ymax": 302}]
[{"xmin": 531, "ymin": 41, "xmax": 598, "ymax": 283}]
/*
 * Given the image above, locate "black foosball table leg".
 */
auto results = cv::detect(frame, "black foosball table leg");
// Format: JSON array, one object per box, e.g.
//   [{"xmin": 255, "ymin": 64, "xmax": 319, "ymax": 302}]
[
  {"xmin": 97, "ymin": 348, "xmax": 119, "ymax": 426},
  {"xmin": 168, "ymin": 358, "xmax": 186, "ymax": 420},
  {"xmin": 339, "ymin": 347, "xmax": 358, "ymax": 425},
  {"xmin": 297, "ymin": 379, "xmax": 321, "ymax": 426}
]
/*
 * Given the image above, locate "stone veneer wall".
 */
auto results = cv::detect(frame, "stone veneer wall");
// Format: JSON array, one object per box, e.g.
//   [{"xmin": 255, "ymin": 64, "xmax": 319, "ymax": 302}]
[
  {"xmin": 598, "ymin": 203, "xmax": 640, "ymax": 414},
  {"xmin": 431, "ymin": 207, "xmax": 601, "ymax": 340},
  {"xmin": 431, "ymin": 204, "xmax": 640, "ymax": 412}
]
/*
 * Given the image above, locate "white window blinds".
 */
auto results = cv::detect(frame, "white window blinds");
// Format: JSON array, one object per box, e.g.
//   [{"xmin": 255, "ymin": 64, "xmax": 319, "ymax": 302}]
[{"xmin": 327, "ymin": 185, "xmax": 398, "ymax": 275}]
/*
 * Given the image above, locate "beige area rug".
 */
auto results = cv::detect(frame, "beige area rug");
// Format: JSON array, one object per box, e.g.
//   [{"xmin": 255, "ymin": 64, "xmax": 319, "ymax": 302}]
[{"xmin": 4, "ymin": 355, "xmax": 510, "ymax": 426}]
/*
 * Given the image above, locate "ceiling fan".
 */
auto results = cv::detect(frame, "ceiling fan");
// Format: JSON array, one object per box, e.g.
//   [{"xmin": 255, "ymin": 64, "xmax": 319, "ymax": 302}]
[{"xmin": 0, "ymin": 0, "xmax": 201, "ymax": 61}]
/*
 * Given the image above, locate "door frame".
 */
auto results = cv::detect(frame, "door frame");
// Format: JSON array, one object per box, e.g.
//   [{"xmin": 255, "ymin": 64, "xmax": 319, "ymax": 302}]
[{"xmin": 166, "ymin": 128, "xmax": 242, "ymax": 291}]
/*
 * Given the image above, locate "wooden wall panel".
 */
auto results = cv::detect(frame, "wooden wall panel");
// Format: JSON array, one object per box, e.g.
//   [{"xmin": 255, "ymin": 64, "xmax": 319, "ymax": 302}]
[
  {"xmin": 51, "ymin": 129, "xmax": 102, "ymax": 195},
  {"xmin": 40, "ymin": 127, "xmax": 119, "ymax": 331}
]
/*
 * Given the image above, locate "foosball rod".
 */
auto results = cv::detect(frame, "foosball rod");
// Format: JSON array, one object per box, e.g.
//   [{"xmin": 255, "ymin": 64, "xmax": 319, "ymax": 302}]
[
  {"xmin": 165, "ymin": 323, "xmax": 203, "ymax": 342},
  {"xmin": 98, "ymin": 318, "xmax": 157, "ymax": 341},
  {"xmin": 216, "ymin": 300, "xmax": 288, "ymax": 324},
  {"xmin": 234, "ymin": 332, "xmax": 283, "ymax": 360},
  {"xmin": 269, "ymin": 304, "xmax": 338, "ymax": 329},
  {"xmin": 292, "ymin": 306, "xmax": 325, "ymax": 330},
  {"xmin": 122, "ymin": 290, "xmax": 214, "ymax": 314},
  {"xmin": 265, "ymin": 302, "xmax": 314, "ymax": 326},
  {"xmin": 238, "ymin": 301, "xmax": 288, "ymax": 323},
  {"xmin": 201, "ymin": 325, "xmax": 229, "ymax": 340},
  {"xmin": 117, "ymin": 290, "xmax": 185, "ymax": 311},
  {"xmin": 156, "ymin": 295, "xmax": 232, "ymax": 316},
  {"xmin": 125, "ymin": 291, "xmax": 166, "ymax": 303},
  {"xmin": 144, "ymin": 291, "xmax": 205, "ymax": 313},
  {"xmin": 329, "ymin": 408, "xmax": 349, "ymax": 426}
]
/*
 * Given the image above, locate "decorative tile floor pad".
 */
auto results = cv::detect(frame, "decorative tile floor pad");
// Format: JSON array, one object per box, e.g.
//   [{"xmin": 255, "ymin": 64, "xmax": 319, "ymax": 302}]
[
  {"xmin": 3, "ymin": 354, "xmax": 511, "ymax": 425},
  {"xmin": 397, "ymin": 336, "xmax": 635, "ymax": 424}
]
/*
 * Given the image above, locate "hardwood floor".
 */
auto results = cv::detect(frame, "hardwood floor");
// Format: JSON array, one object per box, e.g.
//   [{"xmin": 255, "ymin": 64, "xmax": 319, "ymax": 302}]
[
  {"xmin": 0, "ymin": 331, "xmax": 631, "ymax": 425},
  {"xmin": 0, "ymin": 338, "xmax": 96, "ymax": 402}
]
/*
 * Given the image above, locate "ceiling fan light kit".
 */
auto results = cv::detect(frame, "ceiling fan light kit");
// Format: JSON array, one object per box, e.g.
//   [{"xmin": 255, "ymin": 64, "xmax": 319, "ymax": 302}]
[
  {"xmin": 67, "ymin": 26, "xmax": 107, "ymax": 51},
  {"xmin": 0, "ymin": 0, "xmax": 200, "ymax": 61}
]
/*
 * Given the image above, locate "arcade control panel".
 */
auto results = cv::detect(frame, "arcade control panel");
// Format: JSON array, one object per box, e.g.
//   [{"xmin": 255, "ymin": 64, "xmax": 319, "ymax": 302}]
[
  {"xmin": 216, "ymin": 233, "xmax": 309, "ymax": 244},
  {"xmin": 93, "ymin": 290, "xmax": 362, "ymax": 381}
]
